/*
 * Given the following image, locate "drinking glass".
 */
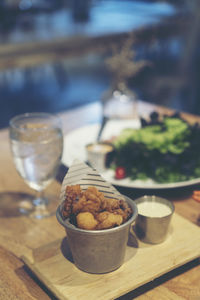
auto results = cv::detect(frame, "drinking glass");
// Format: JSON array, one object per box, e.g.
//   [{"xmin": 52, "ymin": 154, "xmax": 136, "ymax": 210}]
[{"xmin": 9, "ymin": 112, "xmax": 63, "ymax": 219}]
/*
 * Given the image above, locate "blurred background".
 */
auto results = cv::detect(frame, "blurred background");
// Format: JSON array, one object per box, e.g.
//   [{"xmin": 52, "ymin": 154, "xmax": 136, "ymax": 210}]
[{"xmin": 0, "ymin": 0, "xmax": 200, "ymax": 129}]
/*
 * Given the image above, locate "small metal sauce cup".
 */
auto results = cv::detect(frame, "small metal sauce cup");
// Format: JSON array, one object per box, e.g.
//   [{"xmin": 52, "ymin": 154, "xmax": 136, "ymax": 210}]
[
  {"xmin": 56, "ymin": 196, "xmax": 138, "ymax": 274},
  {"xmin": 134, "ymin": 195, "xmax": 174, "ymax": 244},
  {"xmin": 86, "ymin": 142, "xmax": 114, "ymax": 173}
]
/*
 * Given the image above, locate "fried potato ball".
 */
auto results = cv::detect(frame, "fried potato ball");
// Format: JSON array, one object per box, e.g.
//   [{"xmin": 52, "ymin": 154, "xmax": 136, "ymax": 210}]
[
  {"xmin": 76, "ymin": 212, "xmax": 98, "ymax": 230},
  {"xmin": 96, "ymin": 211, "xmax": 123, "ymax": 229}
]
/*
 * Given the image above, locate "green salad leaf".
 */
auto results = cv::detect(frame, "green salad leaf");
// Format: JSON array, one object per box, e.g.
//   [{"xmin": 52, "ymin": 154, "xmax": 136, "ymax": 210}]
[{"xmin": 112, "ymin": 113, "xmax": 200, "ymax": 183}]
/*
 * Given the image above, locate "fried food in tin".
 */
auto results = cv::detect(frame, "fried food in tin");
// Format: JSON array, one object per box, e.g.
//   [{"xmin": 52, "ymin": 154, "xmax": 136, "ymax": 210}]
[
  {"xmin": 72, "ymin": 186, "xmax": 107, "ymax": 215},
  {"xmin": 62, "ymin": 185, "xmax": 82, "ymax": 218},
  {"xmin": 96, "ymin": 211, "xmax": 123, "ymax": 230},
  {"xmin": 62, "ymin": 185, "xmax": 132, "ymax": 230},
  {"xmin": 76, "ymin": 212, "xmax": 98, "ymax": 230}
]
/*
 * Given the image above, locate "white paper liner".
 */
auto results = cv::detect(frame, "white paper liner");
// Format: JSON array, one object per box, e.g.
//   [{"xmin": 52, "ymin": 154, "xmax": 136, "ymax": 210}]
[{"xmin": 60, "ymin": 160, "xmax": 125, "ymax": 203}]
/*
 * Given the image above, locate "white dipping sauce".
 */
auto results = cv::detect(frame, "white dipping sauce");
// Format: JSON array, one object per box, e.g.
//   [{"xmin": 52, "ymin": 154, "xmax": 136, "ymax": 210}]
[
  {"xmin": 137, "ymin": 201, "xmax": 172, "ymax": 217},
  {"xmin": 87, "ymin": 143, "xmax": 113, "ymax": 154}
]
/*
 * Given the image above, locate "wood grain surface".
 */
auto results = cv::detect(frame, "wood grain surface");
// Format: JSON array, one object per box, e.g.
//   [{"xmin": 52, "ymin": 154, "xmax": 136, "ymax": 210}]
[
  {"xmin": 21, "ymin": 213, "xmax": 200, "ymax": 300},
  {"xmin": 0, "ymin": 100, "xmax": 199, "ymax": 300}
]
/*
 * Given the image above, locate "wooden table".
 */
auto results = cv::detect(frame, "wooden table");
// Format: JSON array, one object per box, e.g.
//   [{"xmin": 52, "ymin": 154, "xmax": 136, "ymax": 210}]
[{"xmin": 0, "ymin": 100, "xmax": 199, "ymax": 300}]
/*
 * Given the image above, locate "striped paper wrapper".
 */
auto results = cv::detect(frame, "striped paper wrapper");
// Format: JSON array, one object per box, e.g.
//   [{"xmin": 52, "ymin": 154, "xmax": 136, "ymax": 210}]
[{"xmin": 60, "ymin": 160, "xmax": 125, "ymax": 203}]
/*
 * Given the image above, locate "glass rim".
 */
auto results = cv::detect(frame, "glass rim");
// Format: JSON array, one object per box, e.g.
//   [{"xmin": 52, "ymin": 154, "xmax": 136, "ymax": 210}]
[{"xmin": 9, "ymin": 112, "xmax": 62, "ymax": 131}]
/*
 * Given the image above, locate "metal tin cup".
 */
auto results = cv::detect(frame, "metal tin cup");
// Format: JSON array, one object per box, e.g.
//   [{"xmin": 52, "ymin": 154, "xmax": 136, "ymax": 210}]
[
  {"xmin": 86, "ymin": 142, "xmax": 114, "ymax": 173},
  {"xmin": 56, "ymin": 196, "xmax": 138, "ymax": 274},
  {"xmin": 135, "ymin": 195, "xmax": 174, "ymax": 244}
]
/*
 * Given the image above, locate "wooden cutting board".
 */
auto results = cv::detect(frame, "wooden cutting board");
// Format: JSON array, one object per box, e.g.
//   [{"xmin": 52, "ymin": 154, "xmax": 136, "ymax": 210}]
[{"xmin": 22, "ymin": 213, "xmax": 200, "ymax": 300}]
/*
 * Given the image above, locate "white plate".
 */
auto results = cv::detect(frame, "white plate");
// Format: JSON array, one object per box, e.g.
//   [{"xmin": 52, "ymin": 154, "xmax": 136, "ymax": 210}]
[{"xmin": 62, "ymin": 120, "xmax": 200, "ymax": 189}]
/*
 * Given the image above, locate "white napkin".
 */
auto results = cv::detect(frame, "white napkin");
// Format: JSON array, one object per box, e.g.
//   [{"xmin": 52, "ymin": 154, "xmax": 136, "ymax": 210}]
[{"xmin": 60, "ymin": 160, "xmax": 124, "ymax": 202}]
